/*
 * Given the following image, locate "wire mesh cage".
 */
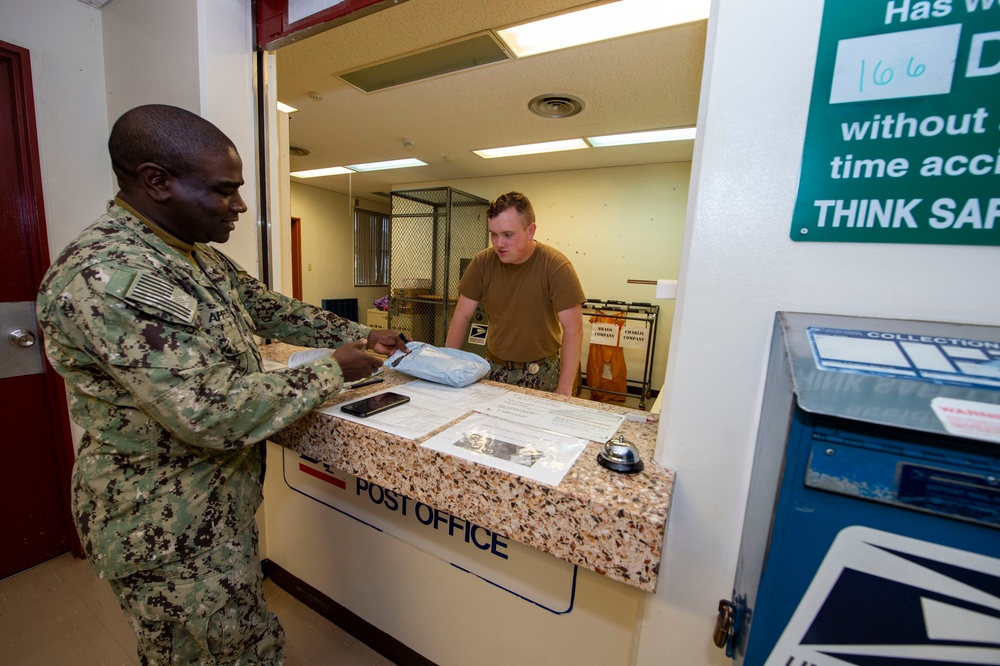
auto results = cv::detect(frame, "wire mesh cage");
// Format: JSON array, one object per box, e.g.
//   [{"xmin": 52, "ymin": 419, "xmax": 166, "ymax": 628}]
[{"xmin": 388, "ymin": 187, "xmax": 489, "ymax": 346}]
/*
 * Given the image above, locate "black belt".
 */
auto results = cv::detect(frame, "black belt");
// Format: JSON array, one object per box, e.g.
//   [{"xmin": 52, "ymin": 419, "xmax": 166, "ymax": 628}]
[{"xmin": 486, "ymin": 350, "xmax": 559, "ymax": 372}]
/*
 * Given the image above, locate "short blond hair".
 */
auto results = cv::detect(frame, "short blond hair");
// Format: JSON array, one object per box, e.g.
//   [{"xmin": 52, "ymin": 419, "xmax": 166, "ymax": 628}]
[{"xmin": 488, "ymin": 191, "xmax": 534, "ymax": 228}]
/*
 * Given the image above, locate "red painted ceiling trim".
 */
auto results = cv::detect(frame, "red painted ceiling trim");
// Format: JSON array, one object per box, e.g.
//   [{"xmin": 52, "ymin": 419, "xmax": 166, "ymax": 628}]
[{"xmin": 254, "ymin": 0, "xmax": 404, "ymax": 50}]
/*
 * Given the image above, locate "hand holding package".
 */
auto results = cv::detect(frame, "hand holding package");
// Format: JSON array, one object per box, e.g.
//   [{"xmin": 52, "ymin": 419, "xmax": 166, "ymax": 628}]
[{"xmin": 384, "ymin": 341, "xmax": 489, "ymax": 388}]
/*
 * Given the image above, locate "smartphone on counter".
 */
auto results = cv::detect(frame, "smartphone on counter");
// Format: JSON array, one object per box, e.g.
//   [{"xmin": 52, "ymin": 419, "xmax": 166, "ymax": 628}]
[{"xmin": 340, "ymin": 391, "xmax": 410, "ymax": 417}]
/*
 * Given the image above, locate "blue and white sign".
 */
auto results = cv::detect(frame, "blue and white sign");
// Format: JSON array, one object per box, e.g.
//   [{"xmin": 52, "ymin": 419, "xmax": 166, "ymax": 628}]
[
  {"xmin": 281, "ymin": 449, "xmax": 578, "ymax": 613},
  {"xmin": 766, "ymin": 526, "xmax": 1000, "ymax": 666},
  {"xmin": 808, "ymin": 326, "xmax": 1000, "ymax": 389}
]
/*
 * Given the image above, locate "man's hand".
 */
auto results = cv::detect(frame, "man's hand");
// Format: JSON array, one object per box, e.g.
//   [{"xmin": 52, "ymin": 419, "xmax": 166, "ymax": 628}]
[
  {"xmin": 333, "ymin": 340, "xmax": 384, "ymax": 382},
  {"xmin": 365, "ymin": 329, "xmax": 410, "ymax": 356}
]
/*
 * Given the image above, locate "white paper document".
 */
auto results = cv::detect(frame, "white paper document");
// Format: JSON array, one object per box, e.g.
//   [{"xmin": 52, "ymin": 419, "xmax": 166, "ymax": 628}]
[
  {"xmin": 398, "ymin": 379, "xmax": 508, "ymax": 411},
  {"xmin": 261, "ymin": 358, "xmax": 286, "ymax": 372},
  {"xmin": 475, "ymin": 392, "xmax": 625, "ymax": 443},
  {"xmin": 421, "ymin": 413, "xmax": 589, "ymax": 486},
  {"xmin": 286, "ymin": 347, "xmax": 333, "ymax": 367},
  {"xmin": 326, "ymin": 380, "xmax": 506, "ymax": 440}
]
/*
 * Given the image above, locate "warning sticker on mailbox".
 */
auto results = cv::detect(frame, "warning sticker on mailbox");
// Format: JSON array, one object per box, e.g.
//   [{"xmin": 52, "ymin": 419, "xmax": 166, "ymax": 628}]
[{"xmin": 766, "ymin": 526, "xmax": 1000, "ymax": 666}]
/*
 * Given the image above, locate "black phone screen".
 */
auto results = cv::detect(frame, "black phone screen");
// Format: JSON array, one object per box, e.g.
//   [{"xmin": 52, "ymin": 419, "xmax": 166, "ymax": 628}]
[{"xmin": 340, "ymin": 391, "xmax": 410, "ymax": 417}]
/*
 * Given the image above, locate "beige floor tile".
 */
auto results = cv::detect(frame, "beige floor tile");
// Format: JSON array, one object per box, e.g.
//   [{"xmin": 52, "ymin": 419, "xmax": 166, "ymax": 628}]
[
  {"xmin": 336, "ymin": 640, "xmax": 396, "ymax": 666},
  {"xmin": 1, "ymin": 555, "xmax": 398, "ymax": 666},
  {"xmin": 97, "ymin": 598, "xmax": 140, "ymax": 659},
  {"xmin": 265, "ymin": 581, "xmax": 358, "ymax": 665},
  {"xmin": 0, "ymin": 564, "xmax": 96, "ymax": 662},
  {"xmin": 6, "ymin": 615, "xmax": 135, "ymax": 666}
]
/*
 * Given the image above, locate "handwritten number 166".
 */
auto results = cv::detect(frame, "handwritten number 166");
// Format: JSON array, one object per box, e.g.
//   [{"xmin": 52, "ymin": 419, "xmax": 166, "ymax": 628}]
[{"xmin": 858, "ymin": 57, "xmax": 926, "ymax": 92}]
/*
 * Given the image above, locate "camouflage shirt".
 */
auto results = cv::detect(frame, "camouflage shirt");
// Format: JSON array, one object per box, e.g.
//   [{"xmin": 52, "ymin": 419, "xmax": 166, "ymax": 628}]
[{"xmin": 36, "ymin": 202, "xmax": 369, "ymax": 579}]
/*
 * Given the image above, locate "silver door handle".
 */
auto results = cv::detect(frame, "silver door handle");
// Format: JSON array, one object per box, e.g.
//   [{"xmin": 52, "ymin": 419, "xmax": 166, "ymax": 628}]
[{"xmin": 8, "ymin": 329, "xmax": 36, "ymax": 348}]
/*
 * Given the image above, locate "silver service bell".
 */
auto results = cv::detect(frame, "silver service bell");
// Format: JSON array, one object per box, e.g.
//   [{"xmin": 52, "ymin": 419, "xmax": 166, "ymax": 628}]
[{"xmin": 597, "ymin": 434, "xmax": 644, "ymax": 474}]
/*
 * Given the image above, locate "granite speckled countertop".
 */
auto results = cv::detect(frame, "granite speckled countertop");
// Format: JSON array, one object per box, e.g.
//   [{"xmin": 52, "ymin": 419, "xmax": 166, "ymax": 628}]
[{"xmin": 261, "ymin": 342, "xmax": 675, "ymax": 592}]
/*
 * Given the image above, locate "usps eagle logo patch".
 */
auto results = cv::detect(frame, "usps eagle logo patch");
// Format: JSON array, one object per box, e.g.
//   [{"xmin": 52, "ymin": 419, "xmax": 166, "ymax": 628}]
[{"xmin": 766, "ymin": 526, "xmax": 1000, "ymax": 666}]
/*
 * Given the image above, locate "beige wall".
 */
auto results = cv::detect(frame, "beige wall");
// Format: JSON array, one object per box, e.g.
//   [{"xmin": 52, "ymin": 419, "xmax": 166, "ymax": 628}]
[
  {"xmin": 102, "ymin": 0, "xmax": 259, "ymax": 273},
  {"xmin": 290, "ymin": 181, "xmax": 390, "ymax": 318},
  {"xmin": 0, "ymin": 0, "xmax": 112, "ymax": 259},
  {"xmin": 394, "ymin": 162, "xmax": 689, "ymax": 390}
]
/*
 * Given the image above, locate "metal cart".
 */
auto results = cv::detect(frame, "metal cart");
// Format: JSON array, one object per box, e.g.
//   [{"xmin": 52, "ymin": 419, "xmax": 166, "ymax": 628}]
[{"xmin": 580, "ymin": 299, "xmax": 659, "ymax": 410}]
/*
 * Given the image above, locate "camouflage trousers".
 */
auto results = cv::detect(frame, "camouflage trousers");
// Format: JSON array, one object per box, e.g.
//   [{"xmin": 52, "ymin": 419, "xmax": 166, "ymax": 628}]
[
  {"xmin": 108, "ymin": 522, "xmax": 284, "ymax": 665},
  {"xmin": 488, "ymin": 355, "xmax": 561, "ymax": 392}
]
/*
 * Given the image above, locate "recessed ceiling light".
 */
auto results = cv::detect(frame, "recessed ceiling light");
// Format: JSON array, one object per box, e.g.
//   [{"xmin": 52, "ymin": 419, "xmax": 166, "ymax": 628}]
[
  {"xmin": 496, "ymin": 0, "xmax": 710, "ymax": 58},
  {"xmin": 587, "ymin": 127, "xmax": 697, "ymax": 147},
  {"xmin": 276, "ymin": 101, "xmax": 298, "ymax": 113},
  {"xmin": 474, "ymin": 139, "xmax": 589, "ymax": 159},
  {"xmin": 347, "ymin": 158, "xmax": 428, "ymax": 172},
  {"xmin": 290, "ymin": 166, "xmax": 354, "ymax": 178}
]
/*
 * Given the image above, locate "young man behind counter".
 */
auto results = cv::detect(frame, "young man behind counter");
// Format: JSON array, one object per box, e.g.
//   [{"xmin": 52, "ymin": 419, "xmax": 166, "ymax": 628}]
[
  {"xmin": 445, "ymin": 191, "xmax": 585, "ymax": 395},
  {"xmin": 35, "ymin": 103, "xmax": 409, "ymax": 664}
]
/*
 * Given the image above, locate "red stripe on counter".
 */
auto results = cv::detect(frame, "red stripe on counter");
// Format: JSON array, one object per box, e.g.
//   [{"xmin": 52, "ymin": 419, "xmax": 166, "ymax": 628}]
[{"xmin": 299, "ymin": 463, "xmax": 346, "ymax": 489}]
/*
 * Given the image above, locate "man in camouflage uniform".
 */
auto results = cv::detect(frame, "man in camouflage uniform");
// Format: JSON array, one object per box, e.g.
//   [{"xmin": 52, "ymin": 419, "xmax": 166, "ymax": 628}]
[{"xmin": 36, "ymin": 104, "xmax": 407, "ymax": 664}]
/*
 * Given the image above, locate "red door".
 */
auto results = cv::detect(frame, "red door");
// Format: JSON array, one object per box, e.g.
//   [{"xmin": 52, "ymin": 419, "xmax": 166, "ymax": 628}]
[{"xmin": 0, "ymin": 40, "xmax": 78, "ymax": 579}]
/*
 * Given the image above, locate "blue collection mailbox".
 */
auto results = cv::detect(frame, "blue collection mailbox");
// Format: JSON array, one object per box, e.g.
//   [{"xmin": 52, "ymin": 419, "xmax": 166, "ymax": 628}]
[{"xmin": 718, "ymin": 312, "xmax": 1000, "ymax": 666}]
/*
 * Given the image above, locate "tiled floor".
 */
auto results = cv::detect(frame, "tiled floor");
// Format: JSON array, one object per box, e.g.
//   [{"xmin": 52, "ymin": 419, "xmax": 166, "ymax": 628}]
[{"xmin": 0, "ymin": 553, "xmax": 395, "ymax": 665}]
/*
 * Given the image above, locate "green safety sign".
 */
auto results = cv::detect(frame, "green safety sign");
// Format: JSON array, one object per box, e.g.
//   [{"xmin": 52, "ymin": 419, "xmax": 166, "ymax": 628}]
[{"xmin": 791, "ymin": 0, "xmax": 1000, "ymax": 244}]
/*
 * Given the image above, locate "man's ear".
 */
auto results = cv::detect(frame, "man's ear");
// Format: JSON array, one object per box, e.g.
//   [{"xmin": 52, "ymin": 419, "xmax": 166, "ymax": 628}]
[{"xmin": 136, "ymin": 162, "xmax": 171, "ymax": 203}]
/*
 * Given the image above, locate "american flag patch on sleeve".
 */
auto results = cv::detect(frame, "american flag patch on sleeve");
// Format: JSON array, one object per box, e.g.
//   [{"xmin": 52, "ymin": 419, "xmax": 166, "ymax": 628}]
[{"xmin": 123, "ymin": 270, "xmax": 197, "ymax": 324}]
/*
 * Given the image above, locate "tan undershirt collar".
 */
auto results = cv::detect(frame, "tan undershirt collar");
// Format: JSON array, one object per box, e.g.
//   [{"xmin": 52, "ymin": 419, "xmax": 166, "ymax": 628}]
[{"xmin": 115, "ymin": 197, "xmax": 198, "ymax": 266}]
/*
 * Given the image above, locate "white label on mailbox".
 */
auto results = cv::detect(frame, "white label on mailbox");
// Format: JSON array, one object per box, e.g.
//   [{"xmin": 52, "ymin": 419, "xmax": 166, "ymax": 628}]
[{"xmin": 931, "ymin": 397, "xmax": 1000, "ymax": 444}]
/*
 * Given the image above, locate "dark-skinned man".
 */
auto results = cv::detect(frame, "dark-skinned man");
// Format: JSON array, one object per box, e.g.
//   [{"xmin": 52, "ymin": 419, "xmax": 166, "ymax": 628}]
[{"xmin": 36, "ymin": 104, "xmax": 407, "ymax": 664}]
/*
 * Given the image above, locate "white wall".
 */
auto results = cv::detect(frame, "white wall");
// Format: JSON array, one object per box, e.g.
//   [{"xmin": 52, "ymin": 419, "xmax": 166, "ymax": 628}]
[
  {"xmin": 101, "ymin": 0, "xmax": 260, "ymax": 273},
  {"xmin": 290, "ymin": 181, "xmax": 390, "ymax": 313},
  {"xmin": 637, "ymin": 1, "xmax": 1000, "ymax": 664},
  {"xmin": 0, "ymin": 0, "xmax": 112, "ymax": 260},
  {"xmin": 395, "ymin": 162, "xmax": 689, "ymax": 391}
]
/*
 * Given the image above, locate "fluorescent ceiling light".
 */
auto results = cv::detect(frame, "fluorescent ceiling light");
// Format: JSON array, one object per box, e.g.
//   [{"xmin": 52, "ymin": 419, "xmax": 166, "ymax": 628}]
[
  {"xmin": 347, "ymin": 158, "xmax": 428, "ymax": 172},
  {"xmin": 496, "ymin": 0, "xmax": 710, "ymax": 58},
  {"xmin": 276, "ymin": 101, "xmax": 298, "ymax": 113},
  {"xmin": 474, "ymin": 138, "xmax": 588, "ymax": 159},
  {"xmin": 290, "ymin": 166, "xmax": 353, "ymax": 178},
  {"xmin": 587, "ymin": 127, "xmax": 697, "ymax": 147}
]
